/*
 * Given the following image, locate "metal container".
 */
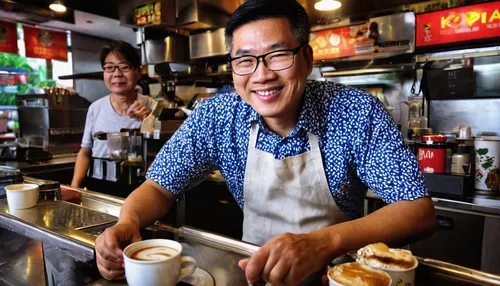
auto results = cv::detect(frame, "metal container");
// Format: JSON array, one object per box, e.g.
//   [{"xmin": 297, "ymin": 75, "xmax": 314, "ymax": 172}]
[
  {"xmin": 189, "ymin": 28, "xmax": 227, "ymax": 60},
  {"xmin": 143, "ymin": 35, "xmax": 189, "ymax": 64},
  {"xmin": 475, "ymin": 136, "xmax": 500, "ymax": 194}
]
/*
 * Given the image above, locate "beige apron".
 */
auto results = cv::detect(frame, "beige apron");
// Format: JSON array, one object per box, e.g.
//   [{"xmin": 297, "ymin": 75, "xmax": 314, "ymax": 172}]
[{"xmin": 242, "ymin": 122, "xmax": 347, "ymax": 246}]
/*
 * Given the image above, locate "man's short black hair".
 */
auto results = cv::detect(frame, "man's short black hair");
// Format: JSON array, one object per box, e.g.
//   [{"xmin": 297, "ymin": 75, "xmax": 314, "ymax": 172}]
[
  {"xmin": 100, "ymin": 41, "xmax": 140, "ymax": 68},
  {"xmin": 224, "ymin": 0, "xmax": 310, "ymax": 53}
]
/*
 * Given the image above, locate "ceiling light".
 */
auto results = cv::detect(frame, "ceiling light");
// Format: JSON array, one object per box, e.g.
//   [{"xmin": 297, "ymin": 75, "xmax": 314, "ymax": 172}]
[
  {"xmin": 49, "ymin": 0, "xmax": 67, "ymax": 13},
  {"xmin": 314, "ymin": 0, "xmax": 342, "ymax": 11}
]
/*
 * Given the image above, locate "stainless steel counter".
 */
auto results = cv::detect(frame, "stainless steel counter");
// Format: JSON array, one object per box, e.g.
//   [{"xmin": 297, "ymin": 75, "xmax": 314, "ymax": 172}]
[
  {"xmin": 366, "ymin": 190, "xmax": 500, "ymax": 217},
  {"xmin": 1, "ymin": 187, "xmax": 500, "ymax": 285},
  {"xmin": 2, "ymin": 155, "xmax": 77, "ymax": 172}
]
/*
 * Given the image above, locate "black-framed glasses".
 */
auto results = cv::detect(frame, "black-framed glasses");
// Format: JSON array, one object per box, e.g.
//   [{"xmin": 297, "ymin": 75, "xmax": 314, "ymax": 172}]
[
  {"xmin": 229, "ymin": 44, "xmax": 305, "ymax": 76},
  {"xmin": 103, "ymin": 64, "xmax": 131, "ymax": 73}
]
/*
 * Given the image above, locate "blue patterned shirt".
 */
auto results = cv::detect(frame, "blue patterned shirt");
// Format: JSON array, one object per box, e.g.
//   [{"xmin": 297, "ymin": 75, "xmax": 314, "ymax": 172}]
[{"xmin": 146, "ymin": 81, "xmax": 428, "ymax": 219}]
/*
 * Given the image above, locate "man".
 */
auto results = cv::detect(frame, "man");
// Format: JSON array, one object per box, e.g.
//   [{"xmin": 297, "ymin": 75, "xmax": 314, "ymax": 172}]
[{"xmin": 95, "ymin": 1, "xmax": 436, "ymax": 285}]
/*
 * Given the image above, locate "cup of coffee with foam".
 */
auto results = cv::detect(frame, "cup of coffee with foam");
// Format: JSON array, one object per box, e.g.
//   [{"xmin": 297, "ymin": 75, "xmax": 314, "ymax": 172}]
[
  {"xmin": 357, "ymin": 243, "xmax": 418, "ymax": 286},
  {"xmin": 123, "ymin": 239, "xmax": 197, "ymax": 286},
  {"xmin": 5, "ymin": 183, "xmax": 40, "ymax": 210},
  {"xmin": 328, "ymin": 262, "xmax": 392, "ymax": 286}
]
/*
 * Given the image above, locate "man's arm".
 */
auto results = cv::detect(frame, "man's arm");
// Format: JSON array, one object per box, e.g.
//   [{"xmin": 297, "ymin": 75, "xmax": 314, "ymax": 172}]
[
  {"xmin": 117, "ymin": 179, "xmax": 177, "ymax": 228},
  {"xmin": 321, "ymin": 196, "xmax": 435, "ymax": 257},
  {"xmin": 71, "ymin": 147, "xmax": 92, "ymax": 188},
  {"xmin": 242, "ymin": 197, "xmax": 435, "ymax": 285}
]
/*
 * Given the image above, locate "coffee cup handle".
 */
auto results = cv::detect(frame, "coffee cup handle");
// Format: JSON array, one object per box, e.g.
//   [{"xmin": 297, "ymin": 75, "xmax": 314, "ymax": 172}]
[{"xmin": 178, "ymin": 256, "xmax": 197, "ymax": 281}]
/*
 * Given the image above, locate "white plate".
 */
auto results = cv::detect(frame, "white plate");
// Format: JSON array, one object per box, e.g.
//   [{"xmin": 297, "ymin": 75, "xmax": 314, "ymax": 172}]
[{"xmin": 180, "ymin": 268, "xmax": 214, "ymax": 286}]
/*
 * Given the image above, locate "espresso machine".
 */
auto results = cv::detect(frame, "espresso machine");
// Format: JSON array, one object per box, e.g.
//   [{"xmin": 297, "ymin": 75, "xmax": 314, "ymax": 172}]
[
  {"xmin": 87, "ymin": 129, "xmax": 145, "ymax": 197},
  {"xmin": 16, "ymin": 87, "xmax": 90, "ymax": 159}
]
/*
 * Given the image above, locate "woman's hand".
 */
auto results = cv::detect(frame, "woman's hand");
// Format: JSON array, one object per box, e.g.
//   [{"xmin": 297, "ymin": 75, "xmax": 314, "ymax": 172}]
[{"xmin": 127, "ymin": 101, "xmax": 151, "ymax": 121}]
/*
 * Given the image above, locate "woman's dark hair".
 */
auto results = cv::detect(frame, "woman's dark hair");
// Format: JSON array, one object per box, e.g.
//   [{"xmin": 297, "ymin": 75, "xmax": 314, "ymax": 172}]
[
  {"xmin": 100, "ymin": 40, "xmax": 140, "ymax": 68},
  {"xmin": 224, "ymin": 0, "xmax": 310, "ymax": 53}
]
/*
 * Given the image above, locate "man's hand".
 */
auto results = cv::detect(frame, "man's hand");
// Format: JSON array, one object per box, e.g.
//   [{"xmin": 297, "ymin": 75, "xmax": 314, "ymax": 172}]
[
  {"xmin": 239, "ymin": 232, "xmax": 334, "ymax": 285},
  {"xmin": 127, "ymin": 101, "xmax": 151, "ymax": 121},
  {"xmin": 95, "ymin": 223, "xmax": 142, "ymax": 280}
]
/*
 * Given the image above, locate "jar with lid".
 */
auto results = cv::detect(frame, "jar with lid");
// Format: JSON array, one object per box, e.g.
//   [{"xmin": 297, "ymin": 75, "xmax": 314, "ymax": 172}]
[
  {"xmin": 418, "ymin": 135, "xmax": 448, "ymax": 173},
  {"xmin": 475, "ymin": 136, "xmax": 500, "ymax": 194},
  {"xmin": 407, "ymin": 96, "xmax": 428, "ymax": 139}
]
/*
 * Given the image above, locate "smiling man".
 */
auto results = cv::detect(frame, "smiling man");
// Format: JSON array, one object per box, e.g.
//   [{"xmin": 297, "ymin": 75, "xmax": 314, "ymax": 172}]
[{"xmin": 94, "ymin": 1, "xmax": 436, "ymax": 285}]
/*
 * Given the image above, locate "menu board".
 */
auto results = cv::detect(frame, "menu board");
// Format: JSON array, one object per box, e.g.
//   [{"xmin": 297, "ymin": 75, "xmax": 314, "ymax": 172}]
[
  {"xmin": 416, "ymin": 1, "xmax": 500, "ymax": 47},
  {"xmin": 426, "ymin": 67, "xmax": 475, "ymax": 100},
  {"xmin": 134, "ymin": 1, "xmax": 161, "ymax": 26},
  {"xmin": 310, "ymin": 23, "xmax": 375, "ymax": 60},
  {"xmin": 23, "ymin": 26, "xmax": 67, "ymax": 61},
  {"xmin": 0, "ymin": 21, "xmax": 17, "ymax": 54}
]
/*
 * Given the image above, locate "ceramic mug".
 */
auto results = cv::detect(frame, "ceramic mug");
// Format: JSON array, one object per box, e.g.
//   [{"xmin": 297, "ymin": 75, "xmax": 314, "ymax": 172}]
[{"xmin": 123, "ymin": 239, "xmax": 196, "ymax": 286}]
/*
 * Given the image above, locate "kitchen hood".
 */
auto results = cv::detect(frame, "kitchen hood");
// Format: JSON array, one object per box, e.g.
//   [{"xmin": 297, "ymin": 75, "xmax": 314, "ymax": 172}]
[
  {"xmin": 176, "ymin": 1, "xmax": 229, "ymax": 30},
  {"xmin": 118, "ymin": 0, "xmax": 229, "ymax": 30}
]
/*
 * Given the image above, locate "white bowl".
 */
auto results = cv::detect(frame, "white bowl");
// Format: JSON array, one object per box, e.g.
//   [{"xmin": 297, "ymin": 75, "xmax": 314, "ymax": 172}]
[{"xmin": 5, "ymin": 183, "xmax": 40, "ymax": 209}]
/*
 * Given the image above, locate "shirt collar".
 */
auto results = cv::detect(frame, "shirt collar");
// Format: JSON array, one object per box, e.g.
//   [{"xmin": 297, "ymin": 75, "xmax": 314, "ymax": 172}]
[{"xmin": 241, "ymin": 83, "xmax": 321, "ymax": 138}]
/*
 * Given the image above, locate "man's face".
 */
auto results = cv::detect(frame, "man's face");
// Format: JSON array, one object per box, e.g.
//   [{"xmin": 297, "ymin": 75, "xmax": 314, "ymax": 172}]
[{"xmin": 230, "ymin": 18, "xmax": 313, "ymax": 121}]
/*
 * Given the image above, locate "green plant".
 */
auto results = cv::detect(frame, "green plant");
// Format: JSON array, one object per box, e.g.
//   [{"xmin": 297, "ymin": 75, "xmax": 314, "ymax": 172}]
[
  {"xmin": 0, "ymin": 53, "xmax": 48, "ymax": 105},
  {"xmin": 0, "ymin": 53, "xmax": 32, "ymax": 71}
]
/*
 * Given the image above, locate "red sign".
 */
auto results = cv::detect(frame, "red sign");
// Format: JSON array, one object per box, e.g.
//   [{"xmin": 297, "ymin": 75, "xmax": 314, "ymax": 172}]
[
  {"xmin": 416, "ymin": 1, "xmax": 500, "ymax": 47},
  {"xmin": 23, "ymin": 26, "xmax": 67, "ymax": 61},
  {"xmin": 0, "ymin": 21, "xmax": 18, "ymax": 54},
  {"xmin": 310, "ymin": 23, "xmax": 375, "ymax": 60}
]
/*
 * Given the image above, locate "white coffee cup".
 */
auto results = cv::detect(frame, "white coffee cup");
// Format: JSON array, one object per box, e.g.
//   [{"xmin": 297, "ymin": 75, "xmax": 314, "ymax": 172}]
[
  {"xmin": 5, "ymin": 183, "xmax": 39, "ymax": 210},
  {"xmin": 123, "ymin": 239, "xmax": 197, "ymax": 286},
  {"xmin": 366, "ymin": 256, "xmax": 418, "ymax": 286}
]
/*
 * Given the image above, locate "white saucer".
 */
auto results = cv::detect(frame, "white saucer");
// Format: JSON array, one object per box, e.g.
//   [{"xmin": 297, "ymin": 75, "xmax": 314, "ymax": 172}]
[{"xmin": 180, "ymin": 268, "xmax": 215, "ymax": 286}]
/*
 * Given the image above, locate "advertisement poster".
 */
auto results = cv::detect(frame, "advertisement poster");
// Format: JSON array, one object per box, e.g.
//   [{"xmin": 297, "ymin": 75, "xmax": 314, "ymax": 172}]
[
  {"xmin": 134, "ymin": 1, "xmax": 161, "ymax": 26},
  {"xmin": 23, "ymin": 26, "xmax": 67, "ymax": 61},
  {"xmin": 416, "ymin": 1, "xmax": 500, "ymax": 47},
  {"xmin": 0, "ymin": 21, "xmax": 18, "ymax": 54},
  {"xmin": 310, "ymin": 23, "xmax": 376, "ymax": 60}
]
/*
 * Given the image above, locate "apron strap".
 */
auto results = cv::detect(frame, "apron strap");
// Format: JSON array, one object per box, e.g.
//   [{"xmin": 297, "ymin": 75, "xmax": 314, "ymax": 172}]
[
  {"xmin": 249, "ymin": 121, "xmax": 259, "ymax": 148},
  {"xmin": 308, "ymin": 132, "xmax": 321, "ymax": 152}
]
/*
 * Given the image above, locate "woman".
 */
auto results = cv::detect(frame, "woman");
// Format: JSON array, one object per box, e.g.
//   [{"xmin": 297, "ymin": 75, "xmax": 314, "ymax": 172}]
[{"xmin": 71, "ymin": 41, "xmax": 156, "ymax": 193}]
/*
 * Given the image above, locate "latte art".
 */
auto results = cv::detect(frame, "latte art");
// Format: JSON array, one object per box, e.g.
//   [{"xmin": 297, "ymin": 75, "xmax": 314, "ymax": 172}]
[{"xmin": 130, "ymin": 246, "xmax": 178, "ymax": 261}]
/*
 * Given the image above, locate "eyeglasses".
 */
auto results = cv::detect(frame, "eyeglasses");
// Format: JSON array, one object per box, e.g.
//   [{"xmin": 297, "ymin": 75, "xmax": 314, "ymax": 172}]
[
  {"xmin": 229, "ymin": 44, "xmax": 305, "ymax": 76},
  {"xmin": 103, "ymin": 64, "xmax": 132, "ymax": 73}
]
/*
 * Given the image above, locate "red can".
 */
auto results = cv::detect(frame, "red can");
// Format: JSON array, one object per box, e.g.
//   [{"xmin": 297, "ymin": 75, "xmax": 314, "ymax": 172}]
[{"xmin": 418, "ymin": 135, "xmax": 448, "ymax": 173}]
